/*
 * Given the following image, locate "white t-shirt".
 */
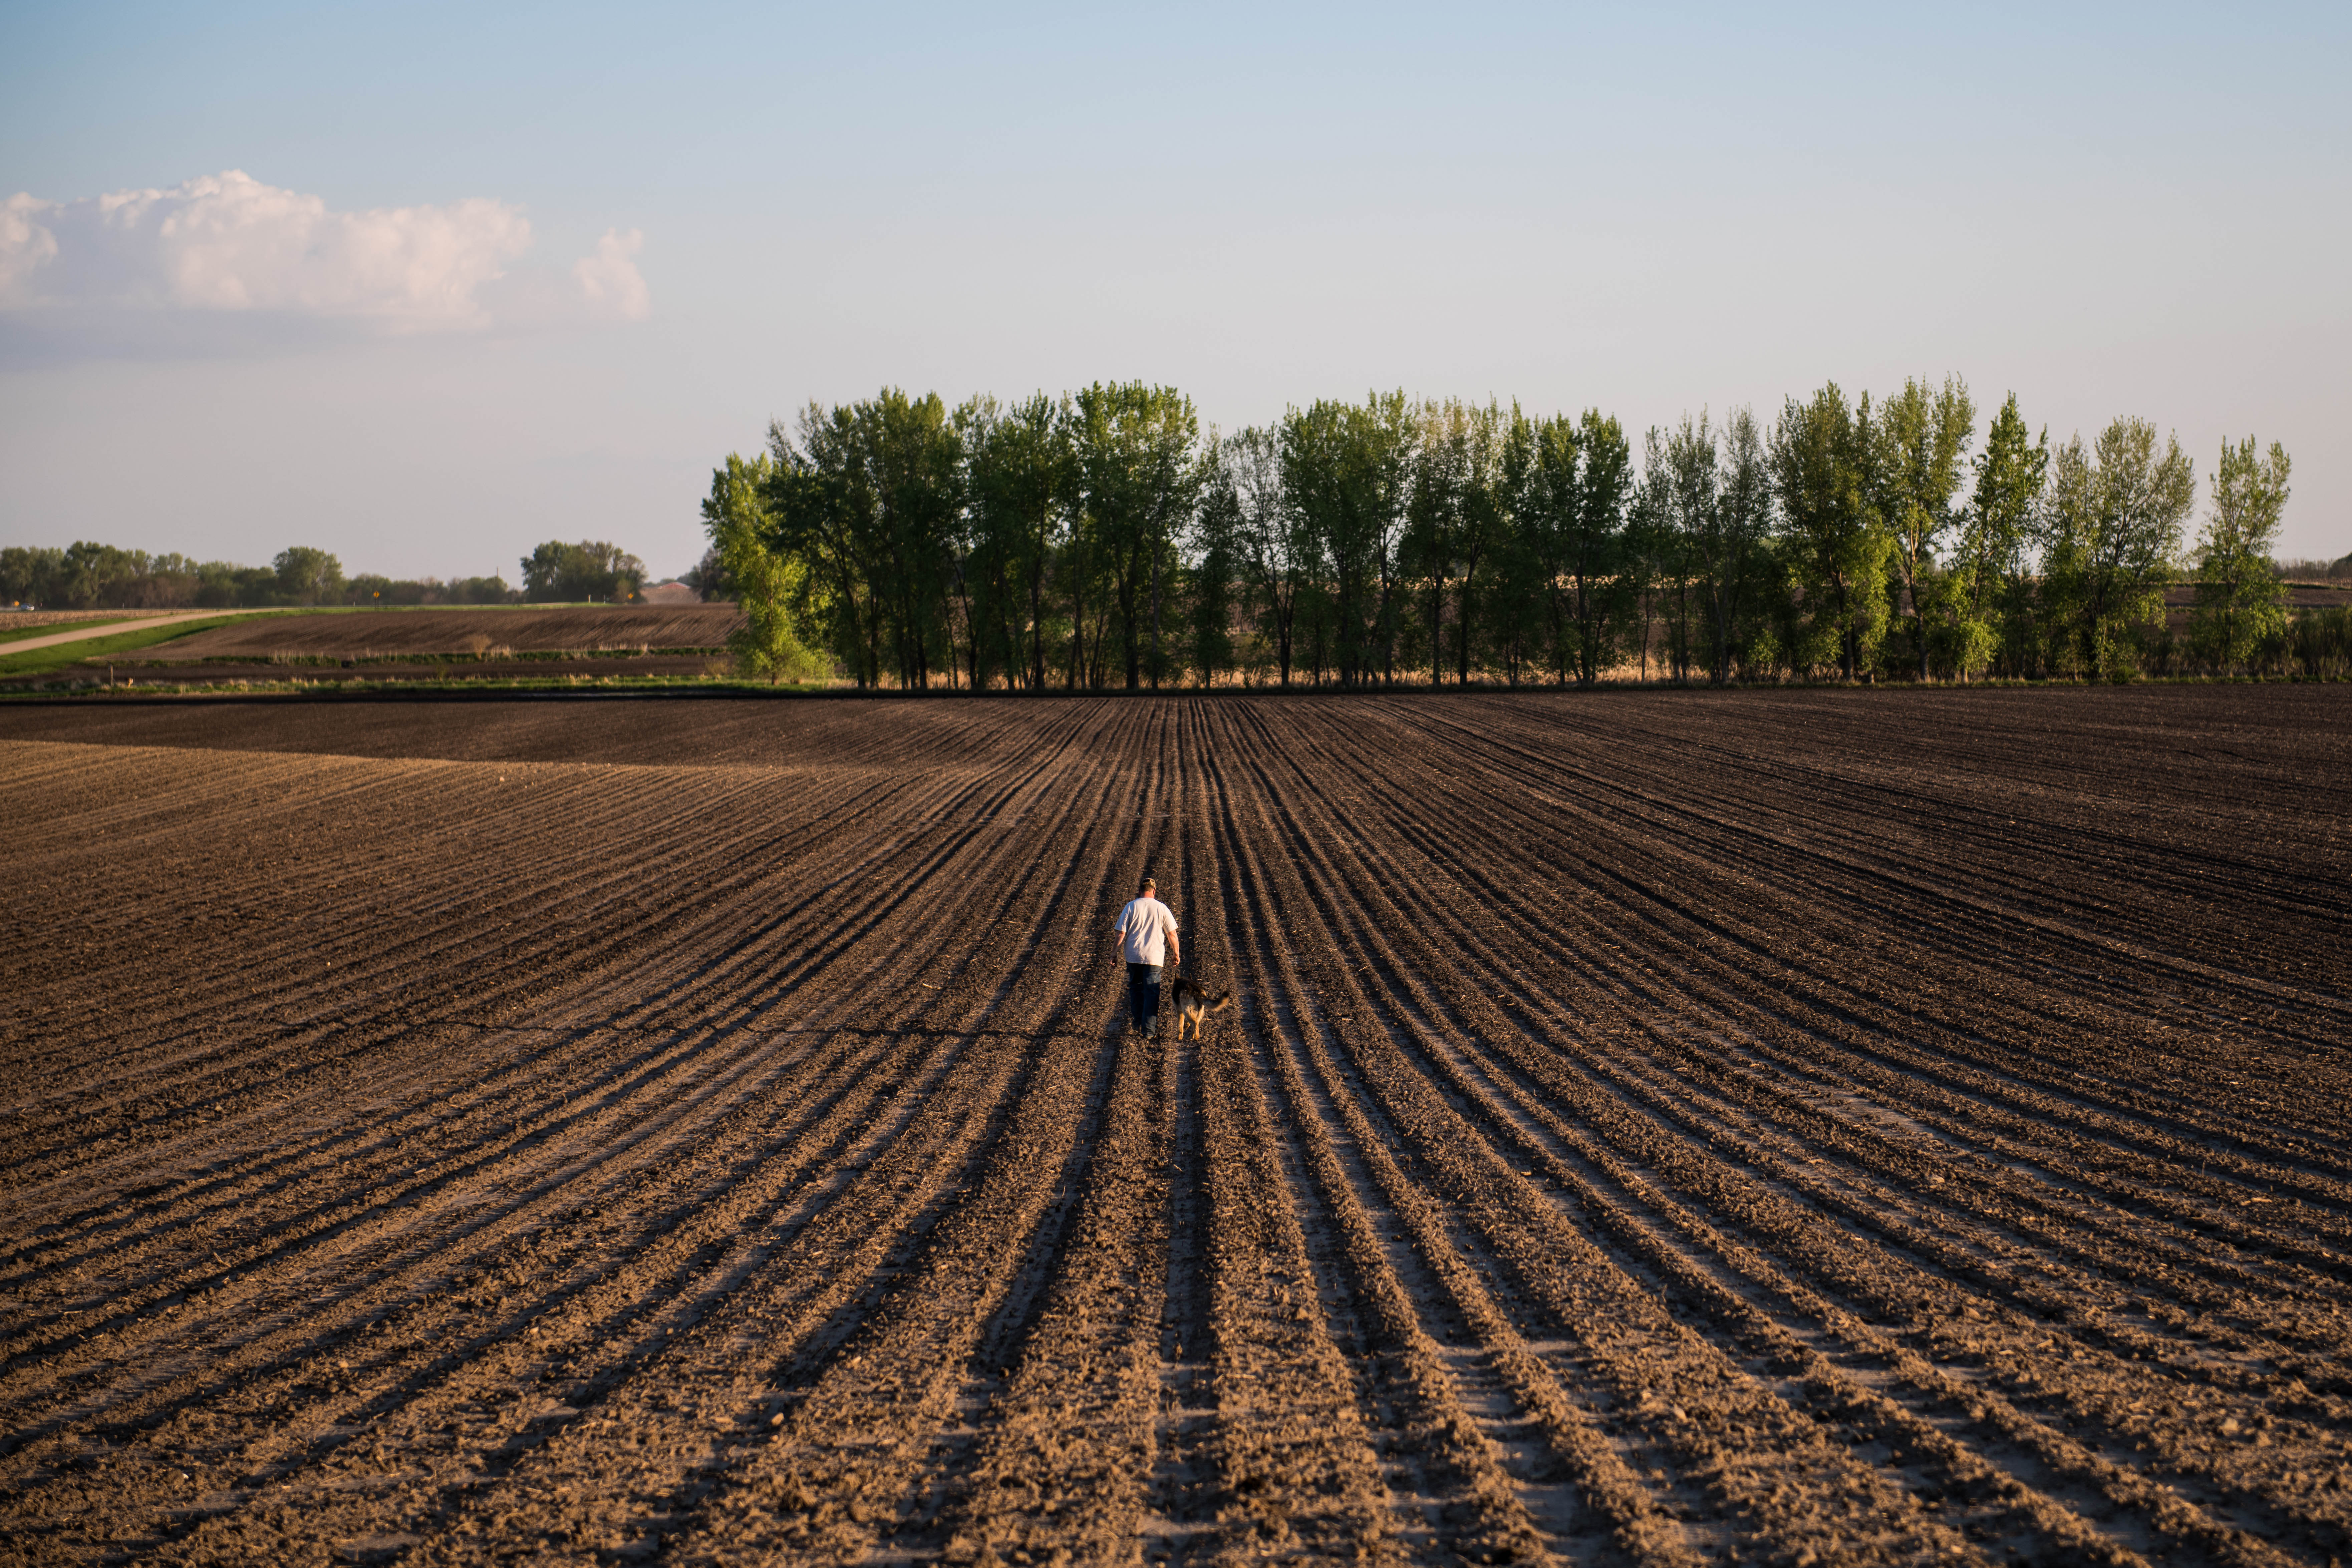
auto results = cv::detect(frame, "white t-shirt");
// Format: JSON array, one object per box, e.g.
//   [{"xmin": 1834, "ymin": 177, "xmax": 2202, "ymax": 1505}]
[{"xmin": 1114, "ymin": 896, "xmax": 1179, "ymax": 966}]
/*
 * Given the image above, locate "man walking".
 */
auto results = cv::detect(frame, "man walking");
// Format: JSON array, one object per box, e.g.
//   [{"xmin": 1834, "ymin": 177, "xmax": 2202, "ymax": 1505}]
[{"xmin": 1112, "ymin": 875, "xmax": 1180, "ymax": 1037}]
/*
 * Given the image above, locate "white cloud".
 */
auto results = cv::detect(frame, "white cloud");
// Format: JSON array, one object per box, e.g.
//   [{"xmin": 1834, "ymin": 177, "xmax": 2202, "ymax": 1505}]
[
  {"xmin": 0, "ymin": 171, "xmax": 647, "ymax": 337},
  {"xmin": 573, "ymin": 228, "xmax": 651, "ymax": 322},
  {"xmin": 0, "ymin": 194, "xmax": 61, "ymax": 299}
]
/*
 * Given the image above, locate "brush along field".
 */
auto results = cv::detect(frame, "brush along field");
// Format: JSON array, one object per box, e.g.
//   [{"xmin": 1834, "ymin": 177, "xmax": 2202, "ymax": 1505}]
[{"xmin": 2, "ymin": 688, "xmax": 2348, "ymax": 1568}]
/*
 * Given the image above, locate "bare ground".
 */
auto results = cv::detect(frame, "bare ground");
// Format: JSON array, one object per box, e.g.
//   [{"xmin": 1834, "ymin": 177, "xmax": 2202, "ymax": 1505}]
[{"xmin": 2, "ymin": 687, "xmax": 2348, "ymax": 1568}]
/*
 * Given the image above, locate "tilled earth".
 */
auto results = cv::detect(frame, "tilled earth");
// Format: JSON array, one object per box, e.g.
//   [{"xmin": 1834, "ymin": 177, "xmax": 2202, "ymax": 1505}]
[{"xmin": 2, "ymin": 687, "xmax": 2348, "ymax": 1568}]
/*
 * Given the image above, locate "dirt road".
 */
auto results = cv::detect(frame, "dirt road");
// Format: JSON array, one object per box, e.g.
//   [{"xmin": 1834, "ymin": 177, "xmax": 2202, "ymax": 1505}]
[{"xmin": 2, "ymin": 688, "xmax": 2347, "ymax": 1566}]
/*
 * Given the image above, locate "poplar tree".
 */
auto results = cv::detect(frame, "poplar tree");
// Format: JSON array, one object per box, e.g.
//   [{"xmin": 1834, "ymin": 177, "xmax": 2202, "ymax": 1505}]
[
  {"xmin": 2041, "ymin": 416, "xmax": 2195, "ymax": 680},
  {"xmin": 1073, "ymin": 382, "xmax": 1198, "ymax": 689},
  {"xmin": 1874, "ymin": 374, "xmax": 1975, "ymax": 680},
  {"xmin": 1187, "ymin": 438, "xmax": 1241, "ymax": 685},
  {"xmin": 1956, "ymin": 394, "xmax": 2048, "ymax": 681},
  {"xmin": 1227, "ymin": 426, "xmax": 1312, "ymax": 687},
  {"xmin": 2189, "ymin": 436, "xmax": 2291, "ymax": 673},
  {"xmin": 765, "ymin": 405, "xmax": 885, "ymax": 687},
  {"xmin": 1555, "ymin": 411, "xmax": 1632, "ymax": 685},
  {"xmin": 702, "ymin": 452, "xmax": 821, "ymax": 684},
  {"xmin": 1513, "ymin": 410, "xmax": 1584, "ymax": 685},
  {"xmin": 1281, "ymin": 401, "xmax": 1373, "ymax": 683},
  {"xmin": 1771, "ymin": 384, "xmax": 1886, "ymax": 680},
  {"xmin": 859, "ymin": 388, "xmax": 964, "ymax": 689},
  {"xmin": 1351, "ymin": 392, "xmax": 1418, "ymax": 684},
  {"xmin": 966, "ymin": 391, "xmax": 1073, "ymax": 689},
  {"xmin": 1707, "ymin": 407, "xmax": 1773, "ymax": 684},
  {"xmin": 1405, "ymin": 399, "xmax": 1507, "ymax": 684},
  {"xmin": 1641, "ymin": 411, "xmax": 1720, "ymax": 685}
]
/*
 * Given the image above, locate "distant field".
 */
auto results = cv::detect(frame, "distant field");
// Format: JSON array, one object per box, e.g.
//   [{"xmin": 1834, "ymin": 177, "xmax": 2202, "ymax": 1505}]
[
  {"xmin": 0, "ymin": 610, "xmax": 157, "ymax": 631},
  {"xmin": 149, "ymin": 605, "xmax": 743, "ymax": 659},
  {"xmin": 0, "ymin": 619, "xmax": 115, "ymax": 646},
  {"xmin": 0, "ymin": 615, "xmax": 281, "ymax": 681}
]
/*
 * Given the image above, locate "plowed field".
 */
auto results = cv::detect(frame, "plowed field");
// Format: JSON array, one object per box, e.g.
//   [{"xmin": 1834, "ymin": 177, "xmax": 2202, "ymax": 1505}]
[
  {"xmin": 153, "ymin": 606, "xmax": 743, "ymax": 658},
  {"xmin": 3, "ymin": 688, "xmax": 2349, "ymax": 1568}
]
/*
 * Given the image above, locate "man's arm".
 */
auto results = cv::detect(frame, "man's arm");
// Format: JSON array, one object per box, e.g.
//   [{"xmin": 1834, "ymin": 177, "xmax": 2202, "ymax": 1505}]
[{"xmin": 1164, "ymin": 909, "xmax": 1180, "ymax": 967}]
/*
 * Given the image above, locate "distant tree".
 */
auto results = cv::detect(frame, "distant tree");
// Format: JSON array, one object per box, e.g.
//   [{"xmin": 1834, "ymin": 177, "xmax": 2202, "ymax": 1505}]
[
  {"xmin": 520, "ymin": 541, "xmax": 645, "ymax": 603},
  {"xmin": 1404, "ymin": 402, "xmax": 1463, "ymax": 684},
  {"xmin": 451, "ymin": 575, "xmax": 520, "ymax": 605},
  {"xmin": 1955, "ymin": 394, "xmax": 2049, "ymax": 680},
  {"xmin": 1280, "ymin": 392, "xmax": 1417, "ymax": 685},
  {"xmin": 860, "ymin": 388, "xmax": 965, "ymax": 688},
  {"xmin": 1352, "ymin": 392, "xmax": 1419, "ymax": 684},
  {"xmin": 767, "ymin": 404, "xmax": 885, "ymax": 686},
  {"xmin": 1566, "ymin": 411, "xmax": 1634, "ymax": 685},
  {"xmin": 1771, "ymin": 384, "xmax": 1887, "ymax": 680},
  {"xmin": 2189, "ymin": 436, "xmax": 2291, "ymax": 673},
  {"xmin": 1707, "ymin": 407, "xmax": 1774, "ymax": 685},
  {"xmin": 52, "ymin": 542, "xmax": 145, "ymax": 608},
  {"xmin": 1640, "ymin": 412, "xmax": 1721, "ymax": 684},
  {"xmin": 1, "ymin": 545, "xmax": 66, "ymax": 606},
  {"xmin": 965, "ymin": 391, "xmax": 1074, "ymax": 689},
  {"xmin": 1187, "ymin": 435, "xmax": 1242, "ymax": 686},
  {"xmin": 1485, "ymin": 408, "xmax": 1548, "ymax": 685},
  {"xmin": 1074, "ymin": 382, "xmax": 1199, "ymax": 689},
  {"xmin": 702, "ymin": 452, "xmax": 823, "ymax": 684},
  {"xmin": 1406, "ymin": 398, "xmax": 1507, "ymax": 684},
  {"xmin": 684, "ymin": 544, "xmax": 733, "ymax": 603},
  {"xmin": 2040, "ymin": 417, "xmax": 2195, "ymax": 680},
  {"xmin": 1873, "ymin": 374, "xmax": 1976, "ymax": 680},
  {"xmin": 1227, "ymin": 425, "xmax": 1313, "ymax": 687},
  {"xmin": 273, "ymin": 546, "xmax": 345, "ymax": 606}
]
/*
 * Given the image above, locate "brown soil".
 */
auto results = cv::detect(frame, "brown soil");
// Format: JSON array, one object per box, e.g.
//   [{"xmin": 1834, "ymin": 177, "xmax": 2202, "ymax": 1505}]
[
  {"xmin": 87, "ymin": 656, "xmax": 723, "ymax": 688},
  {"xmin": 2, "ymin": 687, "xmax": 2348, "ymax": 1568},
  {"xmin": 1, "ymin": 611, "xmax": 168, "ymax": 638},
  {"xmin": 151, "ymin": 606, "xmax": 745, "ymax": 659}
]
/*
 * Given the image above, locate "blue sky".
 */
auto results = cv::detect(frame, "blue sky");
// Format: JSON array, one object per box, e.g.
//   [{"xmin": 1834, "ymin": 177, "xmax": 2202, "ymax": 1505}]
[{"xmin": 3, "ymin": 1, "xmax": 2346, "ymax": 578}]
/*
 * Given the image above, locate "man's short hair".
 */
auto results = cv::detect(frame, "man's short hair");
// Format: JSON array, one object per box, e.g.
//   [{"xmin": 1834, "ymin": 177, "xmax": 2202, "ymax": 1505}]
[{"xmin": 1139, "ymin": 876, "xmax": 1155, "ymax": 892}]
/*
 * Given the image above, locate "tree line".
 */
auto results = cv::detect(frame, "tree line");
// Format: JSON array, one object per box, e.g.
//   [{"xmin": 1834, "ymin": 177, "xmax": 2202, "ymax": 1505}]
[
  {"xmin": 3, "ymin": 539, "xmax": 650, "ymax": 611},
  {"xmin": 702, "ymin": 380, "xmax": 2344, "ymax": 688}
]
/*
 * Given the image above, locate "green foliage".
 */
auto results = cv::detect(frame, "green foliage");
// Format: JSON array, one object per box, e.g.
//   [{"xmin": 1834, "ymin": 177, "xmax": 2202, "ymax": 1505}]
[
  {"xmin": 2189, "ymin": 436, "xmax": 2291, "ymax": 673},
  {"xmin": 1956, "ymin": 394, "xmax": 2050, "ymax": 680},
  {"xmin": 520, "ymin": 540, "xmax": 646, "ymax": 603},
  {"xmin": 701, "ymin": 453, "xmax": 825, "ymax": 685},
  {"xmin": 963, "ymin": 392, "xmax": 1075, "ymax": 690},
  {"xmin": 1635, "ymin": 410, "xmax": 1774, "ymax": 685},
  {"xmin": 2, "ymin": 542, "xmax": 517, "ymax": 610},
  {"xmin": 1279, "ymin": 392, "xmax": 1417, "ymax": 686},
  {"xmin": 2040, "ymin": 417, "xmax": 2195, "ymax": 681},
  {"xmin": 1075, "ymin": 382, "xmax": 1199, "ymax": 689},
  {"xmin": 1770, "ymin": 383, "xmax": 1889, "ymax": 680},
  {"xmin": 691, "ymin": 378, "xmax": 2342, "ymax": 691},
  {"xmin": 1404, "ymin": 398, "xmax": 1509, "ymax": 685},
  {"xmin": 1873, "ymin": 375, "xmax": 1976, "ymax": 680},
  {"xmin": 273, "ymin": 546, "xmax": 345, "ymax": 605},
  {"xmin": 1223, "ymin": 425, "xmax": 1314, "ymax": 687},
  {"xmin": 2290, "ymin": 605, "xmax": 2352, "ymax": 680},
  {"xmin": 760, "ymin": 389, "xmax": 967, "ymax": 688}
]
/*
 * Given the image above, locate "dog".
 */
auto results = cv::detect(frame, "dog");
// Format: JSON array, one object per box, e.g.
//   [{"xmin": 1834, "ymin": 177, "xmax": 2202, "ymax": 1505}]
[{"xmin": 1169, "ymin": 976, "xmax": 1235, "ymax": 1040}]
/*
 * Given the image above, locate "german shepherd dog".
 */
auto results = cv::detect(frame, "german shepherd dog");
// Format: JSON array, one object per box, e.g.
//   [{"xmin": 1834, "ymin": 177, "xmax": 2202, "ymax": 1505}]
[{"xmin": 1170, "ymin": 976, "xmax": 1235, "ymax": 1040}]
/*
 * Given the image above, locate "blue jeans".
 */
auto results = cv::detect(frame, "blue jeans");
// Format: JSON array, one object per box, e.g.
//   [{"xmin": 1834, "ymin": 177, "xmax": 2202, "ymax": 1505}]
[{"xmin": 1126, "ymin": 963, "xmax": 1162, "ymax": 1033}]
